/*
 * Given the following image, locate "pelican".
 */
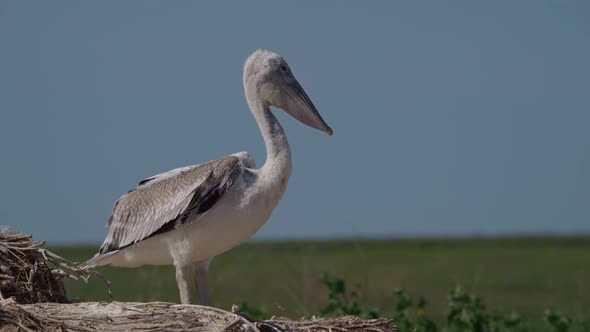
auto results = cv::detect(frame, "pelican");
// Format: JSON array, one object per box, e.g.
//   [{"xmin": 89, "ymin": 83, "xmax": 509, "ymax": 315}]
[{"xmin": 83, "ymin": 50, "xmax": 332, "ymax": 305}]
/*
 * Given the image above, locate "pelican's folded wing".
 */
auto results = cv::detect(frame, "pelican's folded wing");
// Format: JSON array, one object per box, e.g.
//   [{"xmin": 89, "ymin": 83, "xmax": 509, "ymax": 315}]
[{"xmin": 93, "ymin": 155, "xmax": 244, "ymax": 259}]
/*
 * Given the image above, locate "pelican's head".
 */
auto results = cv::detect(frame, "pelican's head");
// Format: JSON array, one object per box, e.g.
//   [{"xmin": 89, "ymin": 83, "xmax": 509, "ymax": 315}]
[{"xmin": 244, "ymin": 49, "xmax": 333, "ymax": 135}]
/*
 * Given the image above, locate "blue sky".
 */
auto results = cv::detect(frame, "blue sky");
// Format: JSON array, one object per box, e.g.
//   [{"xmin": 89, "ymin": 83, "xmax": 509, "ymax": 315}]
[{"xmin": 1, "ymin": 1, "xmax": 589, "ymax": 244}]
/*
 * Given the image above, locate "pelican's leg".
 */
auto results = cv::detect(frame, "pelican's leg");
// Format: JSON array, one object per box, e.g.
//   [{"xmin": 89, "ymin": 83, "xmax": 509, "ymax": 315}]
[
  {"xmin": 175, "ymin": 265, "xmax": 193, "ymax": 304},
  {"xmin": 194, "ymin": 260, "xmax": 211, "ymax": 306}
]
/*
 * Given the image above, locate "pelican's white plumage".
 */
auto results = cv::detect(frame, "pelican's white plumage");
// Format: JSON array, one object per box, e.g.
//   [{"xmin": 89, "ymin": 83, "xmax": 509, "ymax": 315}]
[{"xmin": 84, "ymin": 49, "xmax": 332, "ymax": 305}]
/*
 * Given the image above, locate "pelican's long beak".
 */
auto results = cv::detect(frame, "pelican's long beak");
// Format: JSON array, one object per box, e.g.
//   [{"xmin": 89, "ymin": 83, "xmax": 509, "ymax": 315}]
[{"xmin": 278, "ymin": 77, "xmax": 333, "ymax": 136}]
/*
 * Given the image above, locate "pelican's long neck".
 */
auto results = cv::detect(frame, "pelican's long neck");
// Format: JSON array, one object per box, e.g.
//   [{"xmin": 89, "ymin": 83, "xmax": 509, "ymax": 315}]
[{"xmin": 245, "ymin": 80, "xmax": 292, "ymax": 175}]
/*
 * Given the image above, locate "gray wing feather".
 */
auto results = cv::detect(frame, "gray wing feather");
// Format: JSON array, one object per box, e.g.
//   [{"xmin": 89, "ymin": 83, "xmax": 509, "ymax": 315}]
[{"xmin": 97, "ymin": 155, "xmax": 244, "ymax": 255}]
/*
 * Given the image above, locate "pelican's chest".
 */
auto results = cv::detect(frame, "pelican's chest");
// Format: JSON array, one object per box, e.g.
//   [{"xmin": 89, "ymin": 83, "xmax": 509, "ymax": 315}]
[
  {"xmin": 265, "ymin": 174, "xmax": 289, "ymax": 209},
  {"xmin": 240, "ymin": 169, "xmax": 290, "ymax": 216}
]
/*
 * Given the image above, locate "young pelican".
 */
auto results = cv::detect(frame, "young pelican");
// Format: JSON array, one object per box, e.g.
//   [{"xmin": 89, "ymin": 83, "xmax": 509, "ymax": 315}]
[{"xmin": 84, "ymin": 49, "xmax": 332, "ymax": 305}]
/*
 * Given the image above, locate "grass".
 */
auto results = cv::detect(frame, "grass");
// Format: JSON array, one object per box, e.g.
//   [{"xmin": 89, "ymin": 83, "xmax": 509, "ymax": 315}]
[{"xmin": 51, "ymin": 236, "xmax": 590, "ymax": 329}]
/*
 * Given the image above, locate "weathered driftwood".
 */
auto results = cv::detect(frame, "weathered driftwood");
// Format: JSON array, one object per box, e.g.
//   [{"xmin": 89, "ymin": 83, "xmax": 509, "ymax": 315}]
[{"xmin": 0, "ymin": 229, "xmax": 396, "ymax": 332}]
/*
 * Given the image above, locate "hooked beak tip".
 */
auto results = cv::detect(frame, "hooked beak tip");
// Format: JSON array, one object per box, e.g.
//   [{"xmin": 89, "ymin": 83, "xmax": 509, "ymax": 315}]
[{"xmin": 326, "ymin": 126, "xmax": 333, "ymax": 136}]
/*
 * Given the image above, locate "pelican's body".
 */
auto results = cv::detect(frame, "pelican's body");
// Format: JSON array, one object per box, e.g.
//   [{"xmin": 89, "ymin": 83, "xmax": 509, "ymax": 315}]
[
  {"xmin": 84, "ymin": 50, "xmax": 332, "ymax": 305},
  {"xmin": 103, "ymin": 151, "xmax": 289, "ymax": 268}
]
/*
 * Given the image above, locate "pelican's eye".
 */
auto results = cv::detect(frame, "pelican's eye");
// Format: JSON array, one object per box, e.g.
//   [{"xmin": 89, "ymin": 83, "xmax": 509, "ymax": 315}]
[{"xmin": 280, "ymin": 65, "xmax": 288, "ymax": 72}]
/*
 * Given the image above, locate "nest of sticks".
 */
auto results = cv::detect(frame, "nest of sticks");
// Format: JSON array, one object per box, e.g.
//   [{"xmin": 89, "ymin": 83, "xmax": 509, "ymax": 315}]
[
  {"xmin": 0, "ymin": 229, "xmax": 396, "ymax": 332},
  {"xmin": 0, "ymin": 228, "xmax": 110, "ymax": 304}
]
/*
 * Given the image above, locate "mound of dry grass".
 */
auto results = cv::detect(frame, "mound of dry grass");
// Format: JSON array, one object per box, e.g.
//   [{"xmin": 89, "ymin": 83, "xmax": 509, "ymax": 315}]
[
  {"xmin": 0, "ymin": 300, "xmax": 395, "ymax": 332},
  {"xmin": 0, "ymin": 299, "xmax": 259, "ymax": 332}
]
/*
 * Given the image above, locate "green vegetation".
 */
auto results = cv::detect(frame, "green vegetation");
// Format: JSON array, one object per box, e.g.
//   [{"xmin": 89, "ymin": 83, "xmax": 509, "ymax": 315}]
[
  {"xmin": 51, "ymin": 237, "xmax": 590, "ymax": 331},
  {"xmin": 315, "ymin": 274, "xmax": 589, "ymax": 332}
]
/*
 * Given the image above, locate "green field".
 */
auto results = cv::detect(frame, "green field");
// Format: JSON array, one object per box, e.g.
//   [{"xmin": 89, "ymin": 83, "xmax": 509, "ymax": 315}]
[{"xmin": 52, "ymin": 236, "xmax": 590, "ymax": 328}]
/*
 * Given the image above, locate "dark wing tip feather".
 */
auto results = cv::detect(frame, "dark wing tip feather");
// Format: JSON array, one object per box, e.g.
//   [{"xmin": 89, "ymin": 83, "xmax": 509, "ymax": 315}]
[{"xmin": 138, "ymin": 177, "xmax": 156, "ymax": 186}]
